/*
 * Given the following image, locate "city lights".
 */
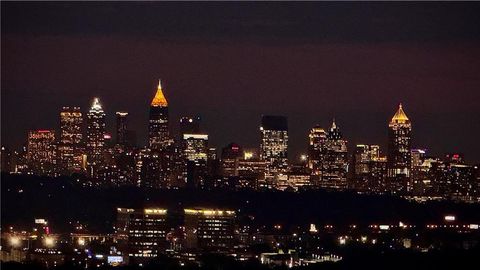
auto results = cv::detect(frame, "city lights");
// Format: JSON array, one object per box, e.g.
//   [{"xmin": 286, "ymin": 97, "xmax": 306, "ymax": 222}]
[
  {"xmin": 444, "ymin": 215, "xmax": 456, "ymax": 222},
  {"xmin": 10, "ymin": 236, "xmax": 21, "ymax": 247},
  {"xmin": 44, "ymin": 236, "xmax": 55, "ymax": 248},
  {"xmin": 2, "ymin": 2, "xmax": 480, "ymax": 268}
]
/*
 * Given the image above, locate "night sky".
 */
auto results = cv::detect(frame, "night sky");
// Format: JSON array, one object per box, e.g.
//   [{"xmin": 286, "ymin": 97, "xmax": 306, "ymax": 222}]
[{"xmin": 2, "ymin": 2, "xmax": 480, "ymax": 162}]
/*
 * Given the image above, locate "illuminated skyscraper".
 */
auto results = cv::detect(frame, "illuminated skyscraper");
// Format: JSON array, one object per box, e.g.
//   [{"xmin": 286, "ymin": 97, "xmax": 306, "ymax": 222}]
[
  {"xmin": 353, "ymin": 144, "xmax": 386, "ymax": 192},
  {"xmin": 320, "ymin": 119, "xmax": 348, "ymax": 190},
  {"xmin": 260, "ymin": 115, "xmax": 288, "ymax": 182},
  {"xmin": 183, "ymin": 134, "xmax": 208, "ymax": 162},
  {"xmin": 116, "ymin": 112, "xmax": 128, "ymax": 146},
  {"xmin": 86, "ymin": 97, "xmax": 106, "ymax": 176},
  {"xmin": 58, "ymin": 107, "xmax": 83, "ymax": 173},
  {"xmin": 148, "ymin": 80, "xmax": 169, "ymax": 151},
  {"xmin": 387, "ymin": 103, "xmax": 412, "ymax": 194},
  {"xmin": 27, "ymin": 130, "xmax": 56, "ymax": 175},
  {"xmin": 308, "ymin": 125, "xmax": 327, "ymax": 178}
]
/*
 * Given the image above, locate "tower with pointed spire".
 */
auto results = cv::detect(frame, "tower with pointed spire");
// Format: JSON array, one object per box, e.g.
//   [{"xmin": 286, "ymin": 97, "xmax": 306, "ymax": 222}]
[
  {"xmin": 387, "ymin": 103, "xmax": 412, "ymax": 193},
  {"xmin": 86, "ymin": 97, "xmax": 106, "ymax": 176},
  {"xmin": 148, "ymin": 79, "xmax": 170, "ymax": 151},
  {"xmin": 321, "ymin": 119, "xmax": 348, "ymax": 190}
]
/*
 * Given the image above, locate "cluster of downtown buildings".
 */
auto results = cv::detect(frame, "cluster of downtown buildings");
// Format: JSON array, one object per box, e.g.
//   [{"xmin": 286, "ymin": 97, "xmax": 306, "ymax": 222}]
[
  {"xmin": 2, "ymin": 207, "xmax": 479, "ymax": 268},
  {"xmin": 1, "ymin": 80, "xmax": 479, "ymax": 202}
]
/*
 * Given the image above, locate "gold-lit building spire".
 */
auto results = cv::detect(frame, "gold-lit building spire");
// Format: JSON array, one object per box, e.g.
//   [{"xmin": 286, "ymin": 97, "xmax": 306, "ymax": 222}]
[
  {"xmin": 390, "ymin": 103, "xmax": 410, "ymax": 124},
  {"xmin": 151, "ymin": 79, "xmax": 168, "ymax": 107}
]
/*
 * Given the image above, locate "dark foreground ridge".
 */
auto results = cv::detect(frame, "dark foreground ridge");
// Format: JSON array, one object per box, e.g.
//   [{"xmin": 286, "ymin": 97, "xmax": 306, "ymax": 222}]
[{"xmin": 2, "ymin": 173, "xmax": 480, "ymax": 233}]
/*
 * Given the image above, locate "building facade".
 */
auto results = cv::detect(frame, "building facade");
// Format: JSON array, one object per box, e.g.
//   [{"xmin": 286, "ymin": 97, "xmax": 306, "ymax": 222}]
[
  {"xmin": 27, "ymin": 130, "xmax": 56, "ymax": 175},
  {"xmin": 320, "ymin": 120, "xmax": 348, "ymax": 190},
  {"xmin": 387, "ymin": 104, "xmax": 412, "ymax": 194},
  {"xmin": 86, "ymin": 98, "xmax": 106, "ymax": 177},
  {"xmin": 58, "ymin": 107, "xmax": 83, "ymax": 174},
  {"xmin": 148, "ymin": 80, "xmax": 170, "ymax": 151},
  {"xmin": 260, "ymin": 115, "xmax": 288, "ymax": 185}
]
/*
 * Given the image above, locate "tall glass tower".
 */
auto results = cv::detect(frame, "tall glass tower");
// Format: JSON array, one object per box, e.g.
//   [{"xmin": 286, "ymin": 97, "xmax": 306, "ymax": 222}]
[
  {"xmin": 387, "ymin": 103, "xmax": 412, "ymax": 193},
  {"xmin": 86, "ymin": 97, "xmax": 106, "ymax": 176},
  {"xmin": 149, "ymin": 80, "xmax": 169, "ymax": 151}
]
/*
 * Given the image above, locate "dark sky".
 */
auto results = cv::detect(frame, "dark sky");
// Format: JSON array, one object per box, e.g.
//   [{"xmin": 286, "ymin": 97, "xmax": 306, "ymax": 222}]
[{"xmin": 2, "ymin": 2, "xmax": 480, "ymax": 162}]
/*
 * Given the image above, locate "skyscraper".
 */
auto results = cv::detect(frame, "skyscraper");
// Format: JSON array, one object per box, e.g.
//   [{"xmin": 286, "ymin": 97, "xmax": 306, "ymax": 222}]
[
  {"xmin": 148, "ymin": 80, "xmax": 169, "ymax": 151},
  {"xmin": 260, "ymin": 115, "xmax": 288, "ymax": 183},
  {"xmin": 27, "ymin": 130, "xmax": 56, "ymax": 175},
  {"xmin": 387, "ymin": 103, "xmax": 412, "ymax": 194},
  {"xmin": 58, "ymin": 107, "xmax": 83, "ymax": 173},
  {"xmin": 321, "ymin": 119, "xmax": 348, "ymax": 190},
  {"xmin": 308, "ymin": 125, "xmax": 327, "ymax": 178},
  {"xmin": 353, "ymin": 144, "xmax": 385, "ymax": 192},
  {"xmin": 86, "ymin": 97, "xmax": 106, "ymax": 176},
  {"xmin": 116, "ymin": 112, "xmax": 129, "ymax": 146}
]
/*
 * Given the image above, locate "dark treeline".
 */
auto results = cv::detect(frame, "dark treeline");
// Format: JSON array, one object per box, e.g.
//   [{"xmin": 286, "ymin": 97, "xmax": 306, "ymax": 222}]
[{"xmin": 2, "ymin": 173, "xmax": 480, "ymax": 233}]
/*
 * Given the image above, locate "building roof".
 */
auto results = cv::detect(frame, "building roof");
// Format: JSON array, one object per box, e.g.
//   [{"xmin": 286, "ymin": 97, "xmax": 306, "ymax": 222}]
[
  {"xmin": 151, "ymin": 79, "xmax": 168, "ymax": 107},
  {"xmin": 390, "ymin": 103, "xmax": 410, "ymax": 124}
]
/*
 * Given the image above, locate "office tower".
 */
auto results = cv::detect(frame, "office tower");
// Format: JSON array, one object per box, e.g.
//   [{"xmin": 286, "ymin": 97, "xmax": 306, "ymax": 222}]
[
  {"xmin": 183, "ymin": 134, "xmax": 208, "ymax": 188},
  {"xmin": 410, "ymin": 149, "xmax": 427, "ymax": 194},
  {"xmin": 116, "ymin": 112, "xmax": 128, "ymax": 146},
  {"xmin": 308, "ymin": 125, "xmax": 327, "ymax": 182},
  {"xmin": 58, "ymin": 107, "xmax": 83, "ymax": 173},
  {"xmin": 27, "ymin": 130, "xmax": 56, "ymax": 175},
  {"xmin": 431, "ymin": 159, "xmax": 477, "ymax": 202},
  {"xmin": 321, "ymin": 120, "xmax": 348, "ymax": 190},
  {"xmin": 148, "ymin": 80, "xmax": 169, "ymax": 151},
  {"xmin": 353, "ymin": 144, "xmax": 383, "ymax": 192},
  {"xmin": 183, "ymin": 134, "xmax": 208, "ymax": 162},
  {"xmin": 221, "ymin": 143, "xmax": 243, "ymax": 177},
  {"xmin": 86, "ymin": 97, "xmax": 106, "ymax": 176},
  {"xmin": 184, "ymin": 208, "xmax": 236, "ymax": 251},
  {"xmin": 116, "ymin": 208, "xmax": 169, "ymax": 264},
  {"xmin": 179, "ymin": 116, "xmax": 201, "ymax": 137},
  {"xmin": 260, "ymin": 115, "xmax": 288, "ymax": 183},
  {"xmin": 387, "ymin": 103, "xmax": 412, "ymax": 194}
]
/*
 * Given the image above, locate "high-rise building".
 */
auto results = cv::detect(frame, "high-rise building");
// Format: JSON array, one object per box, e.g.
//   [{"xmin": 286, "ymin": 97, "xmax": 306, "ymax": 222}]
[
  {"xmin": 148, "ymin": 80, "xmax": 169, "ymax": 151},
  {"xmin": 86, "ymin": 98, "xmax": 106, "ymax": 176},
  {"xmin": 182, "ymin": 134, "xmax": 209, "ymax": 188},
  {"xmin": 320, "ymin": 120, "xmax": 348, "ymax": 190},
  {"xmin": 308, "ymin": 125, "xmax": 327, "ymax": 182},
  {"xmin": 184, "ymin": 208, "xmax": 236, "ymax": 251},
  {"xmin": 116, "ymin": 112, "xmax": 128, "ymax": 146},
  {"xmin": 352, "ymin": 144, "xmax": 384, "ymax": 192},
  {"xmin": 387, "ymin": 104, "xmax": 412, "ymax": 194},
  {"xmin": 260, "ymin": 115, "xmax": 288, "ymax": 182},
  {"xmin": 183, "ymin": 134, "xmax": 208, "ymax": 162},
  {"xmin": 116, "ymin": 208, "xmax": 169, "ymax": 264},
  {"xmin": 27, "ymin": 130, "xmax": 56, "ymax": 175},
  {"xmin": 58, "ymin": 107, "xmax": 83, "ymax": 173},
  {"xmin": 410, "ymin": 149, "xmax": 427, "ymax": 194}
]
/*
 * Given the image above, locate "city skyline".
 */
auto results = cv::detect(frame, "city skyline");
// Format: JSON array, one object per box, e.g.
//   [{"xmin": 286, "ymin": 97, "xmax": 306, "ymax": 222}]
[
  {"xmin": 1, "ymin": 81, "xmax": 477, "ymax": 164},
  {"xmin": 2, "ymin": 2, "xmax": 480, "ymax": 162},
  {"xmin": 2, "ymin": 2, "xmax": 480, "ymax": 269}
]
